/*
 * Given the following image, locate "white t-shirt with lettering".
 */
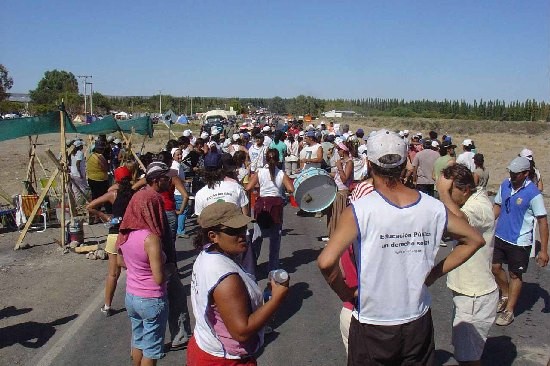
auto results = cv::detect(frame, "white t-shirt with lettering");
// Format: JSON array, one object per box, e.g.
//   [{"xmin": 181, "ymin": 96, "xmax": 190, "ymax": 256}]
[
  {"xmin": 194, "ymin": 180, "xmax": 249, "ymax": 215},
  {"xmin": 351, "ymin": 191, "xmax": 447, "ymax": 326}
]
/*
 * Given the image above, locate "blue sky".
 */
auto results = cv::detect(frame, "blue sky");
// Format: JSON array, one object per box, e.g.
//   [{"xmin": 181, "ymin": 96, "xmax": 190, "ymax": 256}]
[{"xmin": 2, "ymin": 0, "xmax": 549, "ymax": 102}]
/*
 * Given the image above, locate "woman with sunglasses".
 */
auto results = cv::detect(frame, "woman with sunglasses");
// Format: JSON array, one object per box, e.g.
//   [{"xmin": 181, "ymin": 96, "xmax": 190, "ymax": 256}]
[{"xmin": 188, "ymin": 202, "xmax": 290, "ymax": 365}]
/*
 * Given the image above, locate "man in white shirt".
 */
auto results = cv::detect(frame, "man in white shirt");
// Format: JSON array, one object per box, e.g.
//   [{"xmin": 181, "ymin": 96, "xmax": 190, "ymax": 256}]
[
  {"xmin": 194, "ymin": 152, "xmax": 248, "ymax": 216},
  {"xmin": 437, "ymin": 164, "xmax": 497, "ymax": 365},
  {"xmin": 248, "ymin": 134, "xmax": 267, "ymax": 174},
  {"xmin": 456, "ymin": 139, "xmax": 476, "ymax": 171},
  {"xmin": 299, "ymin": 130, "xmax": 323, "ymax": 170},
  {"xmin": 318, "ymin": 129, "xmax": 485, "ymax": 365}
]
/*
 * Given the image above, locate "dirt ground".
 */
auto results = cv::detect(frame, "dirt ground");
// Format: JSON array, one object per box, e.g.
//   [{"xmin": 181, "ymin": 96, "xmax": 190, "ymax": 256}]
[{"xmin": 0, "ymin": 119, "xmax": 549, "ymax": 364}]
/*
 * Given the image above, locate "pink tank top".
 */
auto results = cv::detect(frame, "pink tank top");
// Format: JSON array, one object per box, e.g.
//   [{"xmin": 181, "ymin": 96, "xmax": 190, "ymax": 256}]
[{"xmin": 121, "ymin": 229, "xmax": 167, "ymax": 298}]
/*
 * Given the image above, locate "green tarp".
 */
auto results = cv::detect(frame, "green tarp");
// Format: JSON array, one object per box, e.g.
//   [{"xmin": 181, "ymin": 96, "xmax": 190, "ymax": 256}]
[
  {"xmin": 0, "ymin": 113, "xmax": 153, "ymax": 142},
  {"xmin": 75, "ymin": 115, "xmax": 153, "ymax": 137},
  {"xmin": 0, "ymin": 111, "xmax": 77, "ymax": 142}
]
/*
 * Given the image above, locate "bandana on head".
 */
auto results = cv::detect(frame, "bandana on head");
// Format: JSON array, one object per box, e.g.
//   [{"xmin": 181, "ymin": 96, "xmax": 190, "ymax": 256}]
[{"xmin": 115, "ymin": 186, "xmax": 167, "ymax": 249}]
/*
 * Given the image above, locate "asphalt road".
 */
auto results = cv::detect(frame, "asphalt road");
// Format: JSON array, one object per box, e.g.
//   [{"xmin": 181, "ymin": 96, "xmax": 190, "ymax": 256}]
[{"xmin": 32, "ymin": 207, "xmax": 550, "ymax": 366}]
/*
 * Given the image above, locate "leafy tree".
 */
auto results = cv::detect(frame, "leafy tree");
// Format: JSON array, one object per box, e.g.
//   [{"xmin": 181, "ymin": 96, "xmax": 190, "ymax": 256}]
[
  {"xmin": 269, "ymin": 96, "xmax": 286, "ymax": 114},
  {"xmin": 91, "ymin": 92, "xmax": 112, "ymax": 114},
  {"xmin": 229, "ymin": 99, "xmax": 243, "ymax": 114},
  {"xmin": 29, "ymin": 69, "xmax": 81, "ymax": 113},
  {"xmin": 0, "ymin": 64, "xmax": 14, "ymax": 103}
]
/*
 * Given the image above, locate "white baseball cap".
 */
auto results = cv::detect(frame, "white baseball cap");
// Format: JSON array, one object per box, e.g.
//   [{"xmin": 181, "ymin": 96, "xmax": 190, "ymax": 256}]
[
  {"xmin": 211, "ymin": 128, "xmax": 220, "ymax": 136},
  {"xmin": 431, "ymin": 140, "xmax": 439, "ymax": 148},
  {"xmin": 462, "ymin": 139, "xmax": 473, "ymax": 146},
  {"xmin": 358, "ymin": 144, "xmax": 367, "ymax": 155},
  {"xmin": 519, "ymin": 148, "xmax": 533, "ymax": 160},
  {"xmin": 114, "ymin": 138, "xmax": 121, "ymax": 144},
  {"xmin": 200, "ymin": 131, "xmax": 209, "ymax": 139},
  {"xmin": 262, "ymin": 126, "xmax": 270, "ymax": 132},
  {"xmin": 232, "ymin": 133, "xmax": 240, "ymax": 142},
  {"xmin": 73, "ymin": 140, "xmax": 84, "ymax": 147},
  {"xmin": 366, "ymin": 129, "xmax": 407, "ymax": 168},
  {"xmin": 298, "ymin": 131, "xmax": 305, "ymax": 137},
  {"xmin": 183, "ymin": 129, "xmax": 192, "ymax": 137}
]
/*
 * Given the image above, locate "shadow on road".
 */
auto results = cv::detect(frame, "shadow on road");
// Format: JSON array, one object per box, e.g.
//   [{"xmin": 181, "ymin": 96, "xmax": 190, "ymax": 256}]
[
  {"xmin": 0, "ymin": 313, "xmax": 78, "ymax": 349},
  {"xmin": 0, "ymin": 306, "xmax": 32, "ymax": 320},
  {"xmin": 515, "ymin": 282, "xmax": 550, "ymax": 316},
  {"xmin": 256, "ymin": 281, "xmax": 313, "ymax": 357},
  {"xmin": 176, "ymin": 248, "xmax": 198, "ymax": 262},
  {"xmin": 482, "ymin": 335, "xmax": 517, "ymax": 366},
  {"xmin": 255, "ymin": 247, "xmax": 323, "ymax": 282}
]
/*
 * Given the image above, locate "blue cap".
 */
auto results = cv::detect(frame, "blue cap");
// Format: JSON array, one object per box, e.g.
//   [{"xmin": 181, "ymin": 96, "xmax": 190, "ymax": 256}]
[
  {"xmin": 204, "ymin": 152, "xmax": 222, "ymax": 170},
  {"xmin": 305, "ymin": 130, "xmax": 316, "ymax": 138}
]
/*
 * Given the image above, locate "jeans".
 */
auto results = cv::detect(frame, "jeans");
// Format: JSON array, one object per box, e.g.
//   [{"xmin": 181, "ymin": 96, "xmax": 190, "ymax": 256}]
[
  {"xmin": 165, "ymin": 210, "xmax": 177, "ymax": 245},
  {"xmin": 167, "ymin": 272, "xmax": 192, "ymax": 346},
  {"xmin": 174, "ymin": 195, "xmax": 188, "ymax": 235},
  {"xmin": 125, "ymin": 293, "xmax": 168, "ymax": 360},
  {"xmin": 252, "ymin": 222, "xmax": 283, "ymax": 273}
]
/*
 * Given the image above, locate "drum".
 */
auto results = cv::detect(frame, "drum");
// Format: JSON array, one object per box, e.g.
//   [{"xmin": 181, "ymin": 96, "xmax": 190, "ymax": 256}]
[{"xmin": 293, "ymin": 168, "xmax": 337, "ymax": 212}]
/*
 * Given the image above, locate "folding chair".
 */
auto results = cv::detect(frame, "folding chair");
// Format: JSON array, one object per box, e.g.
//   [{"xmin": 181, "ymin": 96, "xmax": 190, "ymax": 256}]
[{"xmin": 21, "ymin": 194, "xmax": 47, "ymax": 232}]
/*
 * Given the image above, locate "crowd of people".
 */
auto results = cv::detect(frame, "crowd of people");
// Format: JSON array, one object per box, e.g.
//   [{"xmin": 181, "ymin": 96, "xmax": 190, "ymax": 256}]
[{"xmin": 73, "ymin": 118, "xmax": 548, "ymax": 365}]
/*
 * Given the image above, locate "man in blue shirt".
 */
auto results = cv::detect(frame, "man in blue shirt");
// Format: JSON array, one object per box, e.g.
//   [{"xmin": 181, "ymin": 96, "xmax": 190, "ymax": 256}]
[{"xmin": 492, "ymin": 156, "xmax": 549, "ymax": 326}]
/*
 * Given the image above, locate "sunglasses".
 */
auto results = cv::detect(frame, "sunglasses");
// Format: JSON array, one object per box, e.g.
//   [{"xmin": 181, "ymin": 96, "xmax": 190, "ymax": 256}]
[{"xmin": 217, "ymin": 226, "xmax": 248, "ymax": 237}]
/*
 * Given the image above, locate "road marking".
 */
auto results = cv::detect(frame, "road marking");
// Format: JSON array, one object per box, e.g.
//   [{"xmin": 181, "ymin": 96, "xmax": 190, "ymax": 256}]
[{"xmin": 34, "ymin": 272, "xmax": 126, "ymax": 366}]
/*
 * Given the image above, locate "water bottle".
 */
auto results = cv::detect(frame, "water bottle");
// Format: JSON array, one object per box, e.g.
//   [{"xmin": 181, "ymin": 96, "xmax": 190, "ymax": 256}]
[
  {"xmin": 269, "ymin": 269, "xmax": 289, "ymax": 284},
  {"xmin": 263, "ymin": 285, "xmax": 272, "ymax": 303}
]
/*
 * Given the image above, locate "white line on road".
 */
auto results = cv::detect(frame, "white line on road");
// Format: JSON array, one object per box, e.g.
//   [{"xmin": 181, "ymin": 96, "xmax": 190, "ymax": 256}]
[{"xmin": 33, "ymin": 272, "xmax": 126, "ymax": 366}]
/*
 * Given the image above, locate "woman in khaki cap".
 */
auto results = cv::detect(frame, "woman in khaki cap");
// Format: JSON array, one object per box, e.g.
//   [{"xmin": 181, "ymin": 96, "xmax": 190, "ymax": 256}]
[{"xmin": 187, "ymin": 202, "xmax": 289, "ymax": 365}]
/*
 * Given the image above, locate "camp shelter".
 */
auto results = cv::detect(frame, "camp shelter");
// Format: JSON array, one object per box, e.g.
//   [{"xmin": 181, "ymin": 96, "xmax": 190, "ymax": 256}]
[
  {"xmin": 0, "ymin": 111, "xmax": 77, "ymax": 142},
  {"xmin": 114, "ymin": 111, "xmax": 129, "ymax": 120},
  {"xmin": 202, "ymin": 109, "xmax": 229, "ymax": 121},
  {"xmin": 176, "ymin": 114, "xmax": 189, "ymax": 124},
  {"xmin": 76, "ymin": 115, "xmax": 153, "ymax": 137},
  {"xmin": 163, "ymin": 109, "xmax": 177, "ymax": 124}
]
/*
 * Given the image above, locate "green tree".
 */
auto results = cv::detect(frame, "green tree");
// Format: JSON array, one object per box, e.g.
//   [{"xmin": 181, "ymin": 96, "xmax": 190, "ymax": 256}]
[
  {"xmin": 268, "ymin": 96, "xmax": 286, "ymax": 114},
  {"xmin": 29, "ymin": 69, "xmax": 81, "ymax": 114},
  {"xmin": 0, "ymin": 64, "xmax": 14, "ymax": 103},
  {"xmin": 229, "ymin": 99, "xmax": 243, "ymax": 114},
  {"xmin": 91, "ymin": 92, "xmax": 112, "ymax": 115}
]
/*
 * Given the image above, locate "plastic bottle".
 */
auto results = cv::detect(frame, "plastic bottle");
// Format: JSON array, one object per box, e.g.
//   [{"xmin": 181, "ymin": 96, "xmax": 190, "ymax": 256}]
[{"xmin": 269, "ymin": 269, "xmax": 289, "ymax": 284}]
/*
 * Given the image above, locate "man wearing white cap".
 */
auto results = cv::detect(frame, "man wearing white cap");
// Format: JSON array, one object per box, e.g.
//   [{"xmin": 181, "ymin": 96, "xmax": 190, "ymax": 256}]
[
  {"xmin": 262, "ymin": 125, "xmax": 272, "ymax": 147},
  {"xmin": 519, "ymin": 148, "xmax": 543, "ymax": 191},
  {"xmin": 183, "ymin": 129, "xmax": 196, "ymax": 146},
  {"xmin": 456, "ymin": 139, "xmax": 476, "ymax": 172},
  {"xmin": 412, "ymin": 140, "xmax": 440, "ymax": 196},
  {"xmin": 492, "ymin": 156, "xmax": 549, "ymax": 326},
  {"xmin": 229, "ymin": 133, "xmax": 247, "ymax": 156},
  {"xmin": 318, "ymin": 129, "xmax": 484, "ymax": 365}
]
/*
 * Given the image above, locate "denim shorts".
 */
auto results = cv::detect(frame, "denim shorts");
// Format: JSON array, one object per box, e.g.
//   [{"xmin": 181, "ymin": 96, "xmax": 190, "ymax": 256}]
[{"xmin": 125, "ymin": 293, "xmax": 168, "ymax": 360}]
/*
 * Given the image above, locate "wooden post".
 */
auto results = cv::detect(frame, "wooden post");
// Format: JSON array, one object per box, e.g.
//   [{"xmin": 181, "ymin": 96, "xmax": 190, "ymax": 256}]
[
  {"xmin": 59, "ymin": 108, "xmax": 67, "ymax": 248},
  {"xmin": 14, "ymin": 169, "xmax": 59, "ymax": 250},
  {"xmin": 120, "ymin": 131, "xmax": 146, "ymax": 172}
]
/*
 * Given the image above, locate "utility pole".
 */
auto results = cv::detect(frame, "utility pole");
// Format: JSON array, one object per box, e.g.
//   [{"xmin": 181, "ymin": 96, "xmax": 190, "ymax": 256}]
[
  {"xmin": 159, "ymin": 90, "xmax": 162, "ymax": 115},
  {"xmin": 77, "ymin": 75, "xmax": 92, "ymax": 116},
  {"xmin": 86, "ymin": 82, "xmax": 93, "ymax": 116}
]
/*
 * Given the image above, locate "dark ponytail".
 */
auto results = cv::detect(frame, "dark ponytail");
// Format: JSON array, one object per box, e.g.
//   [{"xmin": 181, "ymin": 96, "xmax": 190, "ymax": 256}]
[{"xmin": 266, "ymin": 148, "xmax": 279, "ymax": 182}]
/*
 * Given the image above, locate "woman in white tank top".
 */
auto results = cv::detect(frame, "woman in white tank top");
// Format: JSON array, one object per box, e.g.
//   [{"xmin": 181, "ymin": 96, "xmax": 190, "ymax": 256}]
[
  {"xmin": 188, "ymin": 202, "xmax": 289, "ymax": 364},
  {"xmin": 245, "ymin": 149, "xmax": 295, "ymax": 277}
]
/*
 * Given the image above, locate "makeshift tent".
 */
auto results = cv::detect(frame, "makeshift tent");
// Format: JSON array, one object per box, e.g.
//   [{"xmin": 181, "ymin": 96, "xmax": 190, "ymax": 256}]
[
  {"xmin": 75, "ymin": 115, "xmax": 153, "ymax": 137},
  {"xmin": 202, "ymin": 109, "xmax": 229, "ymax": 121},
  {"xmin": 176, "ymin": 114, "xmax": 189, "ymax": 124},
  {"xmin": 164, "ymin": 109, "xmax": 177, "ymax": 124},
  {"xmin": 114, "ymin": 111, "xmax": 129, "ymax": 120},
  {"xmin": 0, "ymin": 111, "xmax": 77, "ymax": 142}
]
